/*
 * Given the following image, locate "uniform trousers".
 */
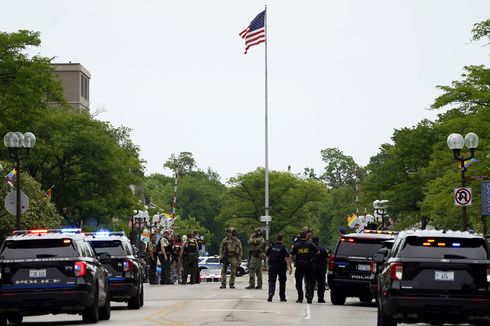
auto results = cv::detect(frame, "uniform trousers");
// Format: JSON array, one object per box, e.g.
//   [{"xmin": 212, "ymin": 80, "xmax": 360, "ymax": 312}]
[
  {"xmin": 313, "ymin": 267, "xmax": 327, "ymax": 301},
  {"xmin": 268, "ymin": 264, "xmax": 287, "ymax": 300},
  {"xmin": 295, "ymin": 261, "xmax": 314, "ymax": 301}
]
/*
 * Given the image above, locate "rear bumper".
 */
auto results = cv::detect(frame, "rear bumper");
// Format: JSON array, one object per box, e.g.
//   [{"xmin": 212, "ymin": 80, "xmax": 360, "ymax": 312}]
[
  {"xmin": 0, "ymin": 289, "xmax": 93, "ymax": 315},
  {"xmin": 109, "ymin": 281, "xmax": 138, "ymax": 301},
  {"xmin": 328, "ymin": 277, "xmax": 372, "ymax": 297},
  {"xmin": 383, "ymin": 295, "xmax": 490, "ymax": 323}
]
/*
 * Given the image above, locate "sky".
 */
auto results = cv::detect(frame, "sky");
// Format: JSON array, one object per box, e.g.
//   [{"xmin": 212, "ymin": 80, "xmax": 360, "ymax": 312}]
[{"xmin": 2, "ymin": 1, "xmax": 489, "ymax": 181}]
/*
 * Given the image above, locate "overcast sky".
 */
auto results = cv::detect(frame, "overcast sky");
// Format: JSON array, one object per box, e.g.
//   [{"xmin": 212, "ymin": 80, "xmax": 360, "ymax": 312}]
[{"xmin": 2, "ymin": 1, "xmax": 489, "ymax": 181}]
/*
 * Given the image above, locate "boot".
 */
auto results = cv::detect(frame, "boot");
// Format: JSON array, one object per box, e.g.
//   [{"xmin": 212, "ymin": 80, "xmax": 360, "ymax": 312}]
[
  {"xmin": 245, "ymin": 285, "xmax": 255, "ymax": 289},
  {"xmin": 220, "ymin": 284, "xmax": 226, "ymax": 289},
  {"xmin": 267, "ymin": 295, "xmax": 273, "ymax": 302},
  {"xmin": 229, "ymin": 284, "xmax": 236, "ymax": 289},
  {"xmin": 255, "ymin": 286, "xmax": 262, "ymax": 289}
]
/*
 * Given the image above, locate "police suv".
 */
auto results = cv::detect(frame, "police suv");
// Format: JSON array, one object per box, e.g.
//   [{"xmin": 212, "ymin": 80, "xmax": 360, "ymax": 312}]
[
  {"xmin": 328, "ymin": 230, "xmax": 396, "ymax": 305},
  {"xmin": 376, "ymin": 230, "xmax": 490, "ymax": 326},
  {"xmin": 0, "ymin": 229, "xmax": 111, "ymax": 325},
  {"xmin": 85, "ymin": 231, "xmax": 145, "ymax": 309}
]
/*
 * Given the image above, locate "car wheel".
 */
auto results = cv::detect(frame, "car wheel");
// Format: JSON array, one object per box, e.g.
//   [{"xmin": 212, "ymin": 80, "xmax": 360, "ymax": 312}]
[
  {"xmin": 0, "ymin": 316, "xmax": 6, "ymax": 326},
  {"xmin": 236, "ymin": 267, "xmax": 245, "ymax": 277},
  {"xmin": 139, "ymin": 284, "xmax": 144, "ymax": 307},
  {"xmin": 330, "ymin": 289, "xmax": 346, "ymax": 305},
  {"xmin": 359, "ymin": 295, "xmax": 372, "ymax": 304},
  {"xmin": 7, "ymin": 314, "xmax": 22, "ymax": 324},
  {"xmin": 82, "ymin": 288, "xmax": 99, "ymax": 324},
  {"xmin": 98, "ymin": 290, "xmax": 111, "ymax": 321},
  {"xmin": 377, "ymin": 307, "xmax": 397, "ymax": 326},
  {"xmin": 128, "ymin": 285, "xmax": 142, "ymax": 310}
]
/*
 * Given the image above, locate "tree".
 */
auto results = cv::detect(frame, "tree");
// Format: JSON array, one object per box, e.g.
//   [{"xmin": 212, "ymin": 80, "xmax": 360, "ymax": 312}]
[
  {"xmin": 0, "ymin": 161, "xmax": 62, "ymax": 238},
  {"xmin": 472, "ymin": 19, "xmax": 490, "ymax": 45},
  {"xmin": 217, "ymin": 169, "xmax": 328, "ymax": 246},
  {"xmin": 163, "ymin": 152, "xmax": 196, "ymax": 176},
  {"xmin": 320, "ymin": 148, "xmax": 357, "ymax": 188}
]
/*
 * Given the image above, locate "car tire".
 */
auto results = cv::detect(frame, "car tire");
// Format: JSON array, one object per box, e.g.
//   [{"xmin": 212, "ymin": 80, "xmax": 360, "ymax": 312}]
[
  {"xmin": 139, "ymin": 284, "xmax": 144, "ymax": 307},
  {"xmin": 82, "ymin": 288, "xmax": 99, "ymax": 324},
  {"xmin": 377, "ymin": 307, "xmax": 397, "ymax": 326},
  {"xmin": 359, "ymin": 295, "xmax": 372, "ymax": 304},
  {"xmin": 330, "ymin": 289, "xmax": 346, "ymax": 305},
  {"xmin": 236, "ymin": 267, "xmax": 245, "ymax": 277},
  {"xmin": 128, "ymin": 285, "xmax": 142, "ymax": 310},
  {"xmin": 7, "ymin": 314, "xmax": 22, "ymax": 324},
  {"xmin": 0, "ymin": 316, "xmax": 6, "ymax": 326},
  {"xmin": 99, "ymin": 290, "xmax": 111, "ymax": 321}
]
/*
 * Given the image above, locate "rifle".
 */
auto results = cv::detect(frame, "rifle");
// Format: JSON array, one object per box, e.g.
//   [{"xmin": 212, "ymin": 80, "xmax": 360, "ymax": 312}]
[{"xmin": 222, "ymin": 248, "xmax": 230, "ymax": 270}]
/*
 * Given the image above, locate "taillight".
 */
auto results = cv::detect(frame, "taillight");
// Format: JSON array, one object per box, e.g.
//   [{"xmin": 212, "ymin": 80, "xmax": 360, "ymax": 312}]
[
  {"xmin": 390, "ymin": 263, "xmax": 403, "ymax": 280},
  {"xmin": 370, "ymin": 261, "xmax": 376, "ymax": 273},
  {"xmin": 486, "ymin": 265, "xmax": 490, "ymax": 283},
  {"xmin": 328, "ymin": 256, "xmax": 335, "ymax": 271},
  {"xmin": 74, "ymin": 261, "xmax": 87, "ymax": 277},
  {"xmin": 123, "ymin": 260, "xmax": 133, "ymax": 272}
]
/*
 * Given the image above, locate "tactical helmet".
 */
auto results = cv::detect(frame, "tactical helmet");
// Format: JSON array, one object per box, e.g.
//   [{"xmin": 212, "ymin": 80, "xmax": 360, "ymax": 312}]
[
  {"xmin": 254, "ymin": 228, "xmax": 262, "ymax": 235},
  {"xmin": 227, "ymin": 227, "xmax": 237, "ymax": 235}
]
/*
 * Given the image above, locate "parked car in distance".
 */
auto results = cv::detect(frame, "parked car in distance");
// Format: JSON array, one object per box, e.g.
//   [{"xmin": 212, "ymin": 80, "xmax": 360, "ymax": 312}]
[
  {"xmin": 376, "ymin": 230, "xmax": 490, "ymax": 326},
  {"xmin": 0, "ymin": 228, "xmax": 111, "ymax": 325},
  {"xmin": 198, "ymin": 256, "xmax": 247, "ymax": 276}
]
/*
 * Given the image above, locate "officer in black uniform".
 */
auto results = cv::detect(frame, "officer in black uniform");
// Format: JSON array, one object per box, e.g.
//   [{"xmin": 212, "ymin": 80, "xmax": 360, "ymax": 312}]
[
  {"xmin": 266, "ymin": 233, "xmax": 292, "ymax": 302},
  {"xmin": 312, "ymin": 236, "xmax": 329, "ymax": 303},
  {"xmin": 291, "ymin": 231, "xmax": 316, "ymax": 304}
]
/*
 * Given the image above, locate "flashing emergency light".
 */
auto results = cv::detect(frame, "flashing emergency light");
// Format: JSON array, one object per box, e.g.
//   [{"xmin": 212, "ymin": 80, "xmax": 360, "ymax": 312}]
[
  {"xmin": 61, "ymin": 228, "xmax": 81, "ymax": 234},
  {"xmin": 437, "ymin": 243, "xmax": 446, "ymax": 247},
  {"xmin": 452, "ymin": 242, "xmax": 461, "ymax": 247}
]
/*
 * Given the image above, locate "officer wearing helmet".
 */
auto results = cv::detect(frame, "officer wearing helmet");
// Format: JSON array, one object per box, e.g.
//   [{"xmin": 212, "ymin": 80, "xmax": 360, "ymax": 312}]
[
  {"xmin": 219, "ymin": 227, "xmax": 242, "ymax": 289},
  {"xmin": 245, "ymin": 228, "xmax": 266, "ymax": 289}
]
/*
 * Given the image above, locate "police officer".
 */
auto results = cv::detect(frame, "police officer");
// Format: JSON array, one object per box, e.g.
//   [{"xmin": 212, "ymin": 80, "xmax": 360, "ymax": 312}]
[
  {"xmin": 147, "ymin": 234, "xmax": 158, "ymax": 284},
  {"xmin": 291, "ymin": 231, "xmax": 316, "ymax": 304},
  {"xmin": 193, "ymin": 231, "xmax": 202, "ymax": 284},
  {"xmin": 266, "ymin": 233, "xmax": 292, "ymax": 302},
  {"xmin": 160, "ymin": 230, "xmax": 173, "ymax": 284},
  {"xmin": 157, "ymin": 232, "xmax": 169, "ymax": 285},
  {"xmin": 219, "ymin": 227, "xmax": 242, "ymax": 289},
  {"xmin": 246, "ymin": 228, "xmax": 266, "ymax": 289},
  {"xmin": 181, "ymin": 233, "xmax": 199, "ymax": 284},
  {"xmin": 312, "ymin": 236, "xmax": 328, "ymax": 303}
]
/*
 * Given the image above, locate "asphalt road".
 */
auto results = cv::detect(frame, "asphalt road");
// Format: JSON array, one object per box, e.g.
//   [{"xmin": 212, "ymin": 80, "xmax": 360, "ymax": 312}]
[{"xmin": 21, "ymin": 275, "xmax": 426, "ymax": 326}]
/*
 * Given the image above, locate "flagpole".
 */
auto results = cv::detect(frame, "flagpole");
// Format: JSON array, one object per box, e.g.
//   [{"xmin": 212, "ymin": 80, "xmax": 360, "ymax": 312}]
[{"xmin": 264, "ymin": 5, "xmax": 270, "ymax": 243}]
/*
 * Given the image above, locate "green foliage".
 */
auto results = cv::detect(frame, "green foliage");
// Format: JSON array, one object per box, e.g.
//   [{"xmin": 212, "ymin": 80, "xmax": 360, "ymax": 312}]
[
  {"xmin": 218, "ymin": 169, "xmax": 328, "ymax": 247},
  {"xmin": 163, "ymin": 152, "xmax": 196, "ymax": 176},
  {"xmin": 472, "ymin": 19, "xmax": 490, "ymax": 44},
  {"xmin": 0, "ymin": 161, "xmax": 62, "ymax": 238},
  {"xmin": 320, "ymin": 147, "xmax": 357, "ymax": 188}
]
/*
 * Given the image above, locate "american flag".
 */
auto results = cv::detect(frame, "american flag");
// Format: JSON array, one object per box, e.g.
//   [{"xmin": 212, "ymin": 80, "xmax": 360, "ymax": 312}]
[{"xmin": 239, "ymin": 10, "xmax": 266, "ymax": 54}]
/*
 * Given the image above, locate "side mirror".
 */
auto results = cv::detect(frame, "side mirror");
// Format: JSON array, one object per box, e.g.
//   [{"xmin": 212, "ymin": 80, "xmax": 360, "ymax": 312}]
[
  {"xmin": 98, "ymin": 252, "xmax": 112, "ymax": 264},
  {"xmin": 373, "ymin": 253, "xmax": 386, "ymax": 264}
]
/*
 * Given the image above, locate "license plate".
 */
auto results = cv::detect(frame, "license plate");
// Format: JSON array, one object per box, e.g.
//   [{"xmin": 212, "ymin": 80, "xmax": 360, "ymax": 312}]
[
  {"xmin": 29, "ymin": 269, "xmax": 47, "ymax": 278},
  {"xmin": 357, "ymin": 264, "xmax": 371, "ymax": 271},
  {"xmin": 435, "ymin": 271, "xmax": 454, "ymax": 281}
]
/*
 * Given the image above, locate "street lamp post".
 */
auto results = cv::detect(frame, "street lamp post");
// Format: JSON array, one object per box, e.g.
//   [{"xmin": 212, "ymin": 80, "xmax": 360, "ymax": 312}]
[
  {"xmin": 3, "ymin": 132, "xmax": 36, "ymax": 229},
  {"xmin": 373, "ymin": 199, "xmax": 389, "ymax": 229},
  {"xmin": 447, "ymin": 132, "xmax": 479, "ymax": 231}
]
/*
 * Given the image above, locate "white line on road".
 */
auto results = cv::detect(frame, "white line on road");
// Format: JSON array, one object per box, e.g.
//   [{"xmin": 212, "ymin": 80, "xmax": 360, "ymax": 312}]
[
  {"xmin": 305, "ymin": 304, "xmax": 311, "ymax": 320},
  {"xmin": 199, "ymin": 309, "xmax": 280, "ymax": 314}
]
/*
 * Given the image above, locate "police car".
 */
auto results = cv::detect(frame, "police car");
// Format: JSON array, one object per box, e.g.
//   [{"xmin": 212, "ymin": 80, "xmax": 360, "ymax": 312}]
[
  {"xmin": 198, "ymin": 256, "xmax": 248, "ymax": 276},
  {"xmin": 85, "ymin": 231, "xmax": 145, "ymax": 309},
  {"xmin": 0, "ymin": 229, "xmax": 111, "ymax": 324}
]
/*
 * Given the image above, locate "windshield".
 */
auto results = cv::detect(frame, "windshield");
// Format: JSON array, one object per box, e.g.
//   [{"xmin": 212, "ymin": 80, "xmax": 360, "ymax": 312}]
[
  {"xmin": 336, "ymin": 238, "xmax": 386, "ymax": 257},
  {"xmin": 399, "ymin": 236, "xmax": 489, "ymax": 259},
  {"xmin": 1, "ymin": 239, "xmax": 78, "ymax": 259},
  {"xmin": 89, "ymin": 240, "xmax": 126, "ymax": 256}
]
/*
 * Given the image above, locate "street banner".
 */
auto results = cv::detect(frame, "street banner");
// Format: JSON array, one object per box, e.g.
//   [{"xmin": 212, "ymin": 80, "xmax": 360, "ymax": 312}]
[{"xmin": 481, "ymin": 181, "xmax": 490, "ymax": 216}]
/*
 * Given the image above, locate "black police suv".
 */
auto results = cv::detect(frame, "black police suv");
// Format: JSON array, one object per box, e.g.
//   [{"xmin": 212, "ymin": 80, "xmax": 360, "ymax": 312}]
[
  {"xmin": 370, "ymin": 239, "xmax": 395, "ymax": 300},
  {"xmin": 0, "ymin": 229, "xmax": 111, "ymax": 325},
  {"xmin": 86, "ymin": 231, "xmax": 145, "ymax": 309},
  {"xmin": 376, "ymin": 230, "xmax": 490, "ymax": 326},
  {"xmin": 328, "ymin": 230, "xmax": 396, "ymax": 305}
]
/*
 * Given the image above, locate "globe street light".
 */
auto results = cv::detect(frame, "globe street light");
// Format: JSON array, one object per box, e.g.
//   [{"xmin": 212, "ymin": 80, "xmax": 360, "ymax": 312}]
[
  {"xmin": 447, "ymin": 132, "xmax": 479, "ymax": 231},
  {"xmin": 373, "ymin": 199, "xmax": 389, "ymax": 229},
  {"xmin": 3, "ymin": 132, "xmax": 36, "ymax": 229}
]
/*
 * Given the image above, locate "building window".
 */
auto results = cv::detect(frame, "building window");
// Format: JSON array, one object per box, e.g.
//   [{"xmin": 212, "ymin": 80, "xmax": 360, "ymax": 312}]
[{"xmin": 81, "ymin": 74, "xmax": 89, "ymax": 101}]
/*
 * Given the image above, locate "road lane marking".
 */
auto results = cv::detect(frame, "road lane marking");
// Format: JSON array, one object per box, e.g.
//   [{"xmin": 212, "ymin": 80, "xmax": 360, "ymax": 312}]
[
  {"xmin": 304, "ymin": 304, "xmax": 311, "ymax": 320},
  {"xmin": 145, "ymin": 301, "xmax": 190, "ymax": 326},
  {"xmin": 198, "ymin": 309, "xmax": 280, "ymax": 314}
]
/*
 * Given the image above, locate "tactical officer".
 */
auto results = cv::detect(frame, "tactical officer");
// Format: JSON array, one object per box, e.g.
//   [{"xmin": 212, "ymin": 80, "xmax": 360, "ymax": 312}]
[
  {"xmin": 181, "ymin": 233, "xmax": 199, "ymax": 284},
  {"xmin": 291, "ymin": 231, "xmax": 316, "ymax": 304},
  {"xmin": 219, "ymin": 227, "xmax": 242, "ymax": 289},
  {"xmin": 312, "ymin": 236, "xmax": 329, "ymax": 303},
  {"xmin": 160, "ymin": 230, "xmax": 173, "ymax": 284},
  {"xmin": 266, "ymin": 233, "xmax": 292, "ymax": 302},
  {"xmin": 246, "ymin": 228, "xmax": 266, "ymax": 289},
  {"xmin": 147, "ymin": 234, "xmax": 158, "ymax": 284}
]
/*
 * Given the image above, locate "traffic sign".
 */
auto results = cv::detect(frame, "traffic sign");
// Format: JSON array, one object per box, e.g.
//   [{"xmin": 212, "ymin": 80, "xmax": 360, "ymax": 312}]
[
  {"xmin": 260, "ymin": 215, "xmax": 272, "ymax": 222},
  {"xmin": 4, "ymin": 191, "xmax": 29, "ymax": 215},
  {"xmin": 454, "ymin": 187, "xmax": 472, "ymax": 207}
]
